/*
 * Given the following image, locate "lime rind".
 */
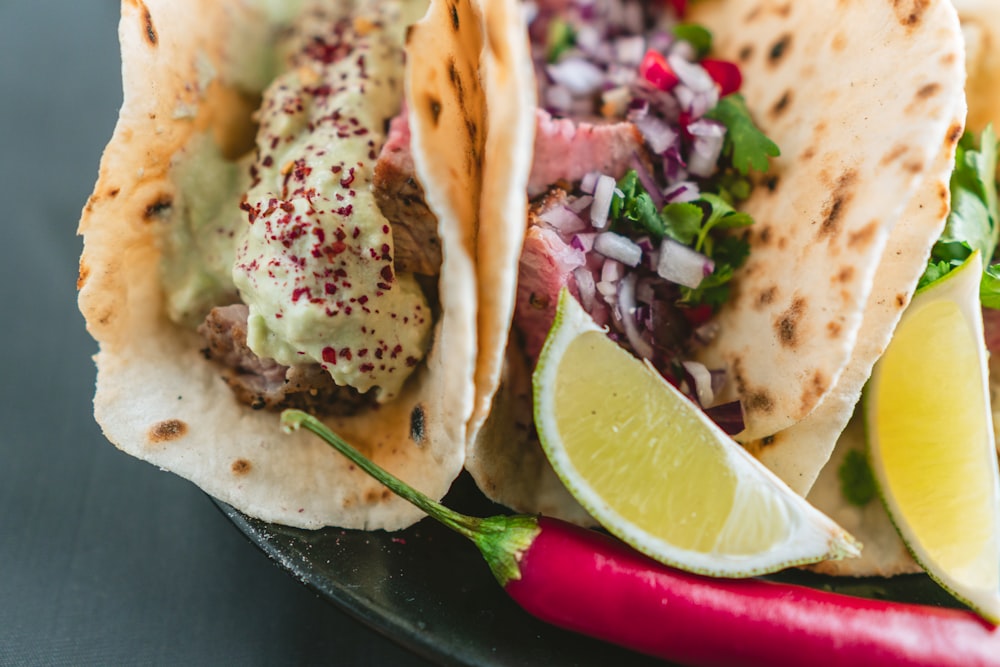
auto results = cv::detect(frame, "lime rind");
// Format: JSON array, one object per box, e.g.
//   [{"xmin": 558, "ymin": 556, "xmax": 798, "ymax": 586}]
[
  {"xmin": 865, "ymin": 251, "xmax": 1000, "ymax": 623},
  {"xmin": 533, "ymin": 289, "xmax": 861, "ymax": 578}
]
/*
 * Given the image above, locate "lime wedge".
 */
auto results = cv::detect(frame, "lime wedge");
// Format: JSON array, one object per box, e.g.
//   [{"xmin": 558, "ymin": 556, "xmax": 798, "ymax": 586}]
[
  {"xmin": 532, "ymin": 290, "xmax": 860, "ymax": 577},
  {"xmin": 865, "ymin": 251, "xmax": 1000, "ymax": 622}
]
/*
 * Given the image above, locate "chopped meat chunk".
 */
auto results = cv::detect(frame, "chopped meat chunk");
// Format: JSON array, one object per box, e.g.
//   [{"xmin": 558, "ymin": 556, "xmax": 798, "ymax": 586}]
[
  {"xmin": 373, "ymin": 112, "xmax": 442, "ymax": 276},
  {"xmin": 198, "ymin": 304, "xmax": 373, "ymax": 415}
]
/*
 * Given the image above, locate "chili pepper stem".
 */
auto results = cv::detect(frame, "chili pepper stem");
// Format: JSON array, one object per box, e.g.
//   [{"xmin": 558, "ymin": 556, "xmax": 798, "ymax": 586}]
[{"xmin": 280, "ymin": 409, "xmax": 540, "ymax": 586}]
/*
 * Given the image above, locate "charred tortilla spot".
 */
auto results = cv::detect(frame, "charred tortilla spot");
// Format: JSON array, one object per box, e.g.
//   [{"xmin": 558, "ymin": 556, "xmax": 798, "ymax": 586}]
[
  {"xmin": 447, "ymin": 58, "xmax": 463, "ymax": 103},
  {"xmin": 143, "ymin": 195, "xmax": 173, "ymax": 221},
  {"xmin": 771, "ymin": 90, "xmax": 791, "ymax": 118},
  {"xmin": 410, "ymin": 404, "xmax": 426, "ymax": 443},
  {"xmin": 881, "ymin": 144, "xmax": 908, "ymax": 166},
  {"xmin": 915, "ymin": 82, "xmax": 940, "ymax": 100},
  {"xmin": 764, "ymin": 174, "xmax": 780, "ymax": 192},
  {"xmin": 426, "ymin": 95, "xmax": 442, "ymax": 126},
  {"xmin": 775, "ymin": 296, "xmax": 806, "ymax": 348},
  {"xmin": 848, "ymin": 220, "xmax": 879, "ymax": 248},
  {"xmin": 800, "ymin": 146, "xmax": 816, "ymax": 161},
  {"xmin": 769, "ymin": 34, "xmax": 791, "ymax": 64},
  {"xmin": 800, "ymin": 370, "xmax": 828, "ymax": 412},
  {"xmin": 936, "ymin": 182, "xmax": 950, "ymax": 217},
  {"xmin": 827, "ymin": 320, "xmax": 843, "ymax": 338},
  {"xmin": 757, "ymin": 225, "xmax": 772, "ymax": 245},
  {"xmin": 450, "ymin": 2, "xmax": 460, "ymax": 30},
  {"xmin": 77, "ymin": 258, "xmax": 90, "ymax": 290},
  {"xmin": 745, "ymin": 5, "xmax": 762, "ymax": 22},
  {"xmin": 756, "ymin": 285, "xmax": 777, "ymax": 308},
  {"xmin": 947, "ymin": 122, "xmax": 963, "ymax": 145},
  {"xmin": 231, "ymin": 458, "xmax": 252, "ymax": 476},
  {"xmin": 141, "ymin": 4, "xmax": 157, "ymax": 46},
  {"xmin": 817, "ymin": 170, "xmax": 857, "ymax": 240},
  {"xmin": 761, "ymin": 434, "xmax": 776, "ymax": 447},
  {"xmin": 831, "ymin": 32, "xmax": 848, "ymax": 52},
  {"xmin": 893, "ymin": 0, "xmax": 929, "ymax": 28},
  {"xmin": 745, "ymin": 390, "xmax": 775, "ymax": 414},
  {"xmin": 895, "ymin": 293, "xmax": 908, "ymax": 309},
  {"xmin": 834, "ymin": 266, "xmax": 854, "ymax": 284},
  {"xmin": 738, "ymin": 44, "xmax": 754, "ymax": 62},
  {"xmin": 149, "ymin": 419, "xmax": 187, "ymax": 443},
  {"xmin": 775, "ymin": 3, "xmax": 791, "ymax": 17}
]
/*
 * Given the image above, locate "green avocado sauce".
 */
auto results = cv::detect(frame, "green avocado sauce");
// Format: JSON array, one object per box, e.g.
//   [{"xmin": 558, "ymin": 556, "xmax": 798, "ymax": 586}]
[{"xmin": 160, "ymin": 0, "xmax": 433, "ymax": 402}]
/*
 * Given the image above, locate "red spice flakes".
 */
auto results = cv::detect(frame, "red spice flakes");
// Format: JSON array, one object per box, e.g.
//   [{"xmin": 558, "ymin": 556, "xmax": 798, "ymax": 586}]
[
  {"xmin": 324, "ymin": 282, "xmax": 338, "ymax": 295},
  {"xmin": 322, "ymin": 347, "xmax": 338, "ymax": 364},
  {"xmin": 339, "ymin": 347, "xmax": 353, "ymax": 361},
  {"xmin": 292, "ymin": 287, "xmax": 312, "ymax": 302},
  {"xmin": 380, "ymin": 265, "xmax": 394, "ymax": 283},
  {"xmin": 339, "ymin": 167, "xmax": 356, "ymax": 187},
  {"xmin": 359, "ymin": 363, "xmax": 375, "ymax": 373}
]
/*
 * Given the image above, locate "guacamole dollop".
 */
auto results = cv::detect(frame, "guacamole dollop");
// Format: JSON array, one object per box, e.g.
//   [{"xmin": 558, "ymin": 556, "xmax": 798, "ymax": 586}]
[{"xmin": 232, "ymin": 3, "xmax": 432, "ymax": 402}]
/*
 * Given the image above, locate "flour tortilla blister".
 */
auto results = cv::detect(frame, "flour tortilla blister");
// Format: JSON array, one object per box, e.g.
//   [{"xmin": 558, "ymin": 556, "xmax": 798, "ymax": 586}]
[
  {"xmin": 78, "ymin": 0, "xmax": 498, "ymax": 530},
  {"xmin": 465, "ymin": 0, "xmax": 969, "ymax": 570}
]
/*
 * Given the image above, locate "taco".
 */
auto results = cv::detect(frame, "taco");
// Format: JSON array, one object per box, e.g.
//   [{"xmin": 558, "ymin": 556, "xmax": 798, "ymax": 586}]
[
  {"xmin": 805, "ymin": 0, "xmax": 1000, "ymax": 577},
  {"xmin": 457, "ymin": 0, "xmax": 967, "ymax": 523},
  {"xmin": 77, "ymin": 0, "xmax": 503, "ymax": 530}
]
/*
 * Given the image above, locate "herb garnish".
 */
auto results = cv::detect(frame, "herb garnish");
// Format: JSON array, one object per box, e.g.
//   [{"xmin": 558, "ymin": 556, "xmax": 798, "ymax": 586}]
[
  {"xmin": 918, "ymin": 126, "xmax": 1000, "ymax": 306},
  {"xmin": 704, "ymin": 94, "xmax": 781, "ymax": 176},
  {"xmin": 838, "ymin": 449, "xmax": 877, "ymax": 508}
]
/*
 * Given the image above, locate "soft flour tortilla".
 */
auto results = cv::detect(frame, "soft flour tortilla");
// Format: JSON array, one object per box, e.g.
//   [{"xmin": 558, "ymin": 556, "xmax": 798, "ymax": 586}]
[
  {"xmin": 466, "ymin": 0, "xmax": 967, "ymax": 523},
  {"xmin": 77, "ymin": 0, "xmax": 487, "ymax": 530},
  {"xmin": 805, "ymin": 0, "xmax": 1000, "ymax": 576}
]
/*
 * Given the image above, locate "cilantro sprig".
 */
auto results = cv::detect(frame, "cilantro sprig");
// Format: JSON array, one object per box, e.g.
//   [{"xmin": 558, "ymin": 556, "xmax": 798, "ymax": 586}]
[
  {"xmin": 704, "ymin": 94, "xmax": 781, "ymax": 176},
  {"xmin": 918, "ymin": 126, "xmax": 1000, "ymax": 306},
  {"xmin": 610, "ymin": 171, "xmax": 753, "ymax": 308}
]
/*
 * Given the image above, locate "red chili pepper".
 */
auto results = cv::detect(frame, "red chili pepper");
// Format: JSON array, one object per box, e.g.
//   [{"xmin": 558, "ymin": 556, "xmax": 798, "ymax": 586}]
[
  {"xmin": 639, "ymin": 49, "xmax": 679, "ymax": 91},
  {"xmin": 701, "ymin": 58, "xmax": 743, "ymax": 96},
  {"xmin": 283, "ymin": 411, "xmax": 1000, "ymax": 667}
]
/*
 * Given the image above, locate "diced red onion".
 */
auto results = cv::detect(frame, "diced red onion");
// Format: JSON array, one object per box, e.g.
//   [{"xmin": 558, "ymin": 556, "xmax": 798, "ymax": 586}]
[
  {"xmin": 601, "ymin": 257, "xmax": 626, "ymax": 283},
  {"xmin": 580, "ymin": 171, "xmax": 600, "ymax": 195},
  {"xmin": 657, "ymin": 237, "xmax": 714, "ymax": 288},
  {"xmin": 629, "ymin": 154, "xmax": 666, "ymax": 209},
  {"xmin": 686, "ymin": 118, "xmax": 726, "ymax": 177},
  {"xmin": 682, "ymin": 360, "xmax": 715, "ymax": 407},
  {"xmin": 618, "ymin": 274, "xmax": 655, "ymax": 360},
  {"xmin": 668, "ymin": 39, "xmax": 696, "ymax": 62},
  {"xmin": 635, "ymin": 114, "xmax": 678, "ymax": 156},
  {"xmin": 568, "ymin": 195, "xmax": 594, "ymax": 213},
  {"xmin": 574, "ymin": 24, "xmax": 603, "ymax": 54},
  {"xmin": 635, "ymin": 276, "xmax": 656, "ymax": 304},
  {"xmin": 590, "ymin": 174, "xmax": 617, "ymax": 230},
  {"xmin": 665, "ymin": 180, "xmax": 700, "ymax": 203},
  {"xmin": 614, "ymin": 35, "xmax": 646, "ymax": 66},
  {"xmin": 546, "ymin": 57, "xmax": 606, "ymax": 95},
  {"xmin": 570, "ymin": 232, "xmax": 597, "ymax": 253},
  {"xmin": 704, "ymin": 400, "xmax": 745, "ymax": 435},
  {"xmin": 667, "ymin": 53, "xmax": 715, "ymax": 92},
  {"xmin": 540, "ymin": 205, "xmax": 589, "ymax": 235},
  {"xmin": 596, "ymin": 280, "xmax": 618, "ymax": 299},
  {"xmin": 573, "ymin": 267, "xmax": 597, "ymax": 313},
  {"xmin": 545, "ymin": 84, "xmax": 574, "ymax": 112},
  {"xmin": 673, "ymin": 82, "xmax": 719, "ymax": 118},
  {"xmin": 710, "ymin": 368, "xmax": 727, "ymax": 397},
  {"xmin": 595, "ymin": 233, "xmax": 642, "ymax": 267}
]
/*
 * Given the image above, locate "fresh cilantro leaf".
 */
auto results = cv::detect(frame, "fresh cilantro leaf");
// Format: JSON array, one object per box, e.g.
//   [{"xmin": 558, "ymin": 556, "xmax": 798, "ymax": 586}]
[
  {"xmin": 546, "ymin": 18, "xmax": 575, "ymax": 63},
  {"xmin": 694, "ymin": 193, "xmax": 753, "ymax": 254},
  {"xmin": 982, "ymin": 264, "xmax": 1000, "ymax": 309},
  {"xmin": 612, "ymin": 171, "xmax": 665, "ymax": 238},
  {"xmin": 920, "ymin": 126, "xmax": 1000, "ymax": 300},
  {"xmin": 704, "ymin": 94, "xmax": 780, "ymax": 176},
  {"xmin": 838, "ymin": 449, "xmax": 876, "ymax": 507},
  {"xmin": 661, "ymin": 202, "xmax": 704, "ymax": 245},
  {"xmin": 671, "ymin": 24, "xmax": 712, "ymax": 58}
]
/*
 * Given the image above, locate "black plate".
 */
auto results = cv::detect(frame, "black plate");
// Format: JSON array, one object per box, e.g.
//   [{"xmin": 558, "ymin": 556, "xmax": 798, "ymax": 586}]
[{"xmin": 213, "ymin": 472, "xmax": 963, "ymax": 666}]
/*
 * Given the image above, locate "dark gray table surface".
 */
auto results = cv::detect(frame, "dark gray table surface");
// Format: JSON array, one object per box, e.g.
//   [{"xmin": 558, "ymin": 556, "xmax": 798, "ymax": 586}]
[{"xmin": 0, "ymin": 3, "xmax": 434, "ymax": 664}]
